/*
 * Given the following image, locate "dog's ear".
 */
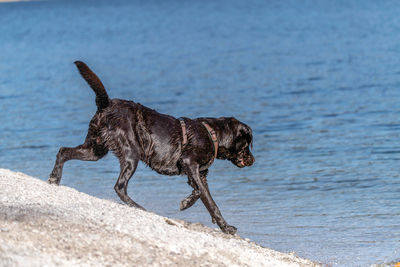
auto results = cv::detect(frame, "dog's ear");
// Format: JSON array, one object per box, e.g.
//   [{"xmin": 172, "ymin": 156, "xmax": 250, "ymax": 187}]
[
  {"xmin": 239, "ymin": 123, "xmax": 253, "ymax": 150},
  {"xmin": 227, "ymin": 117, "xmax": 253, "ymax": 150}
]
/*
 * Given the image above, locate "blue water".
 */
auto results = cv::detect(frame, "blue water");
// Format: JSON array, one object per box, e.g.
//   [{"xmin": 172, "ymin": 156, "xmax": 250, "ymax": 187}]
[{"xmin": 1, "ymin": 0, "xmax": 399, "ymax": 265}]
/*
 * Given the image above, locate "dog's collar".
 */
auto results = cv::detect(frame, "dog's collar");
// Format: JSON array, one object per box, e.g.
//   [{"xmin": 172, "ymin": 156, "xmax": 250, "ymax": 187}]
[
  {"xmin": 179, "ymin": 118, "xmax": 188, "ymax": 146},
  {"xmin": 178, "ymin": 118, "xmax": 219, "ymax": 164},
  {"xmin": 201, "ymin": 121, "xmax": 218, "ymax": 162}
]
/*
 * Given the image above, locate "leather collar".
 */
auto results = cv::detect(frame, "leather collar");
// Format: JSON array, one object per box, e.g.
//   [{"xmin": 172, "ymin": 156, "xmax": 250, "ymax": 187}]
[
  {"xmin": 201, "ymin": 121, "xmax": 218, "ymax": 161},
  {"xmin": 179, "ymin": 118, "xmax": 219, "ymax": 163},
  {"xmin": 179, "ymin": 118, "xmax": 188, "ymax": 146}
]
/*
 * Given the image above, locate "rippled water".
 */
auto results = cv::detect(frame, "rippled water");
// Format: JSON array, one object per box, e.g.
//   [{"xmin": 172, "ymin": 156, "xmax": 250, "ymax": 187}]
[{"xmin": 1, "ymin": 0, "xmax": 400, "ymax": 265}]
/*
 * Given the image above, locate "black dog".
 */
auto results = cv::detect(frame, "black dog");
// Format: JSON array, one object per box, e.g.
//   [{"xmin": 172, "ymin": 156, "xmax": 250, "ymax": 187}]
[{"xmin": 49, "ymin": 61, "xmax": 255, "ymax": 234}]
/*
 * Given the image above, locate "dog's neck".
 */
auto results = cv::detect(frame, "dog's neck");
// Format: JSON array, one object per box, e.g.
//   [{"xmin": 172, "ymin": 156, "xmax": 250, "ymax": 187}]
[
  {"xmin": 201, "ymin": 121, "xmax": 218, "ymax": 160},
  {"xmin": 199, "ymin": 118, "xmax": 235, "ymax": 161}
]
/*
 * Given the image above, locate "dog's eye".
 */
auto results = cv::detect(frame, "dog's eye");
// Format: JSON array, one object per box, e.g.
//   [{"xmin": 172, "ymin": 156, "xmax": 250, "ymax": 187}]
[{"xmin": 240, "ymin": 143, "xmax": 250, "ymax": 152}]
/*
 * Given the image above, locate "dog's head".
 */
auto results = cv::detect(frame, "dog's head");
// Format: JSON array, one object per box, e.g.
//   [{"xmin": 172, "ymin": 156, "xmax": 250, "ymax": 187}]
[{"xmin": 218, "ymin": 118, "xmax": 255, "ymax": 168}]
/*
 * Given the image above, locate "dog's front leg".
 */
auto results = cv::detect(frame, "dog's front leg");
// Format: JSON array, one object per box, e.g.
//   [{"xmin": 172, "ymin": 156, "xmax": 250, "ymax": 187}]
[
  {"xmin": 180, "ymin": 171, "xmax": 204, "ymax": 211},
  {"xmin": 180, "ymin": 188, "xmax": 201, "ymax": 211},
  {"xmin": 180, "ymin": 171, "xmax": 214, "ymax": 222},
  {"xmin": 182, "ymin": 158, "xmax": 237, "ymax": 235}
]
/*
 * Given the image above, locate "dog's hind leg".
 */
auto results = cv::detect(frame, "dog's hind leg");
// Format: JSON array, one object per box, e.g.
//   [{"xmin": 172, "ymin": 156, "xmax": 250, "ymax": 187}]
[
  {"xmin": 114, "ymin": 149, "xmax": 145, "ymax": 210},
  {"xmin": 48, "ymin": 143, "xmax": 107, "ymax": 185}
]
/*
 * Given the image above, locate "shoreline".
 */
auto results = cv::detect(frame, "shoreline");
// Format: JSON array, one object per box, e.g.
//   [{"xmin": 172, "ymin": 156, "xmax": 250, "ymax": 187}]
[{"xmin": 0, "ymin": 168, "xmax": 319, "ymax": 266}]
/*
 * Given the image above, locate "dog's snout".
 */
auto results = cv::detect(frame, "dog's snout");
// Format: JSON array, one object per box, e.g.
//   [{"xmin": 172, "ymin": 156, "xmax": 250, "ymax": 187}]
[{"xmin": 247, "ymin": 154, "xmax": 255, "ymax": 166}]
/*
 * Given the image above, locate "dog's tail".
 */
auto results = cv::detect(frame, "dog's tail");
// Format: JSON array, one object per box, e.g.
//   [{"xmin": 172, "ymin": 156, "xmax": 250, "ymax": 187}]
[{"xmin": 74, "ymin": 61, "xmax": 110, "ymax": 111}]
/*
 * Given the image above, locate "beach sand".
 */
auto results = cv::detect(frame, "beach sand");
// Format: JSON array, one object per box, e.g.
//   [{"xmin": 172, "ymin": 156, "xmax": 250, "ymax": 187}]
[{"xmin": 0, "ymin": 169, "xmax": 319, "ymax": 266}]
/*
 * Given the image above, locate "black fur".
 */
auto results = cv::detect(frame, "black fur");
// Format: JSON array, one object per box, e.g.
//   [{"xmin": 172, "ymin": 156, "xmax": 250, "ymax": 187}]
[
  {"xmin": 49, "ymin": 61, "xmax": 255, "ymax": 234},
  {"xmin": 75, "ymin": 61, "xmax": 110, "ymax": 111}
]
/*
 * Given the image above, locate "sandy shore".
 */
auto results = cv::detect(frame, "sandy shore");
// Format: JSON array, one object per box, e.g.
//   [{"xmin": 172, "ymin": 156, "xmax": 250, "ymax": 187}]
[{"xmin": 0, "ymin": 169, "xmax": 319, "ymax": 266}]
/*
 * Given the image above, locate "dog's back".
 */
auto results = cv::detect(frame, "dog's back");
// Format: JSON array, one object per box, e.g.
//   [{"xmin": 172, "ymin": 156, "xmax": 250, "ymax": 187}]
[{"xmin": 97, "ymin": 99, "xmax": 183, "ymax": 175}]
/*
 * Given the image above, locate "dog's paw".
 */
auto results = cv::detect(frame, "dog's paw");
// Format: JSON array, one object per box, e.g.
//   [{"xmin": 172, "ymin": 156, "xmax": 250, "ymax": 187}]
[
  {"xmin": 127, "ymin": 201, "xmax": 146, "ymax": 211},
  {"xmin": 180, "ymin": 198, "xmax": 191, "ymax": 211},
  {"xmin": 180, "ymin": 197, "xmax": 197, "ymax": 211},
  {"xmin": 222, "ymin": 224, "xmax": 237, "ymax": 235},
  {"xmin": 180, "ymin": 190, "xmax": 201, "ymax": 211},
  {"xmin": 47, "ymin": 177, "xmax": 60, "ymax": 185}
]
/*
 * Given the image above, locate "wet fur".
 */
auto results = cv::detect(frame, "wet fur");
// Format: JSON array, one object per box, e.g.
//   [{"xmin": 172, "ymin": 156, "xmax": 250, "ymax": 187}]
[{"xmin": 49, "ymin": 61, "xmax": 255, "ymax": 234}]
